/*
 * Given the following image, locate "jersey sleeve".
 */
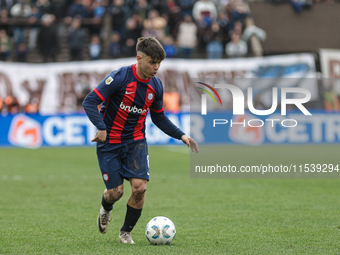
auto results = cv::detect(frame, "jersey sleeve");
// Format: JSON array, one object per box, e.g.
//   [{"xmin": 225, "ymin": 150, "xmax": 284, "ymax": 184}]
[
  {"xmin": 150, "ymin": 79, "xmax": 164, "ymax": 113},
  {"xmin": 93, "ymin": 70, "xmax": 123, "ymax": 101},
  {"xmin": 82, "ymin": 70, "xmax": 123, "ymax": 131}
]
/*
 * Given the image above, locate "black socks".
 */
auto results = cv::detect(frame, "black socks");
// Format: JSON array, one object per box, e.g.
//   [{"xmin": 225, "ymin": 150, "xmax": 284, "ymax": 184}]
[
  {"xmin": 120, "ymin": 204, "xmax": 142, "ymax": 232},
  {"xmin": 101, "ymin": 195, "xmax": 113, "ymax": 211}
]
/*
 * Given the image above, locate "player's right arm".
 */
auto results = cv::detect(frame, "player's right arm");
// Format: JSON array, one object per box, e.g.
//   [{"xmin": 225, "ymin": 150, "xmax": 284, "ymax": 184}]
[{"xmin": 82, "ymin": 71, "xmax": 121, "ymax": 142}]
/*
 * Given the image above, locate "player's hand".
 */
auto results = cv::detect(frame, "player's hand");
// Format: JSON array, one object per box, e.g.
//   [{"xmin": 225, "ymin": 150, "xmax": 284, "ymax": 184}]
[
  {"xmin": 92, "ymin": 130, "xmax": 107, "ymax": 143},
  {"xmin": 181, "ymin": 135, "xmax": 199, "ymax": 153}
]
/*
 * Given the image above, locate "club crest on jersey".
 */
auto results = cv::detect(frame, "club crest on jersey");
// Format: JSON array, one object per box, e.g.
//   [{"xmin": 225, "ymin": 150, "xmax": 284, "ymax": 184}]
[
  {"xmin": 105, "ymin": 76, "xmax": 113, "ymax": 85},
  {"xmin": 147, "ymin": 93, "xmax": 154, "ymax": 101}
]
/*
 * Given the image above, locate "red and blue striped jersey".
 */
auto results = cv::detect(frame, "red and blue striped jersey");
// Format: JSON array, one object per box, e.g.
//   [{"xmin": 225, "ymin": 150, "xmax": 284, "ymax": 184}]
[{"xmin": 83, "ymin": 64, "xmax": 184, "ymax": 144}]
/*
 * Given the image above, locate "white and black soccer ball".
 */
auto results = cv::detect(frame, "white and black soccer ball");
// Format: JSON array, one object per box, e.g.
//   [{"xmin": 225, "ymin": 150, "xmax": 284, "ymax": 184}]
[{"xmin": 145, "ymin": 216, "xmax": 176, "ymax": 245}]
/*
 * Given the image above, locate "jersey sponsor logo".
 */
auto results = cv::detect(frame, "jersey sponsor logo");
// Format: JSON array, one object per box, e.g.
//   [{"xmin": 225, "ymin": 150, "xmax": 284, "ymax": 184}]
[
  {"xmin": 120, "ymin": 102, "xmax": 148, "ymax": 114},
  {"xmin": 105, "ymin": 76, "xmax": 113, "ymax": 85},
  {"xmin": 8, "ymin": 114, "xmax": 42, "ymax": 148},
  {"xmin": 125, "ymin": 91, "xmax": 135, "ymax": 95}
]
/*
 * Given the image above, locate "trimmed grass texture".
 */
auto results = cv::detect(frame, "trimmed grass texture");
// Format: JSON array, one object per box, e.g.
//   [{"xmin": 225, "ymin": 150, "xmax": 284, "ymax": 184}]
[{"xmin": 0, "ymin": 145, "xmax": 339, "ymax": 254}]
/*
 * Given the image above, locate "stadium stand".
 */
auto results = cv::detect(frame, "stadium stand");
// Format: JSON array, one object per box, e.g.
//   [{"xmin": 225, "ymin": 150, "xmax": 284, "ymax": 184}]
[{"xmin": 0, "ymin": 0, "xmax": 265, "ymax": 63}]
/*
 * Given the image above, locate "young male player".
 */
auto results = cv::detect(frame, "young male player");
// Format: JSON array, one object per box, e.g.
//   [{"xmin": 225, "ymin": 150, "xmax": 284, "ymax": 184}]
[{"xmin": 82, "ymin": 37, "xmax": 199, "ymax": 244}]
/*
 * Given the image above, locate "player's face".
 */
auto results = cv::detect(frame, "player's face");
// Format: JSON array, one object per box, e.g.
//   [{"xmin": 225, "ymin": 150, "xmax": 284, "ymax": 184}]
[{"xmin": 140, "ymin": 55, "xmax": 161, "ymax": 79}]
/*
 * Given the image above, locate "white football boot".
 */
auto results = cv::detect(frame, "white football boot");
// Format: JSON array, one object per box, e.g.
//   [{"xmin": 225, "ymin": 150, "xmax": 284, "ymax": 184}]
[
  {"xmin": 97, "ymin": 206, "xmax": 112, "ymax": 234},
  {"xmin": 118, "ymin": 231, "xmax": 135, "ymax": 244}
]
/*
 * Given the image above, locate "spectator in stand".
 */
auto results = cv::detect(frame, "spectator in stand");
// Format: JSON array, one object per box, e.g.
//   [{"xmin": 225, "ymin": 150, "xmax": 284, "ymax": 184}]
[
  {"xmin": 50, "ymin": 0, "xmax": 67, "ymax": 37},
  {"xmin": 0, "ymin": 29, "xmax": 11, "ymax": 61},
  {"xmin": 121, "ymin": 18, "xmax": 141, "ymax": 47},
  {"xmin": 163, "ymin": 87, "xmax": 180, "ymax": 113},
  {"xmin": 150, "ymin": 0, "xmax": 169, "ymax": 15},
  {"xmin": 162, "ymin": 35, "xmax": 177, "ymax": 58},
  {"xmin": 28, "ymin": 6, "xmax": 42, "ymax": 49},
  {"xmin": 0, "ymin": 0, "xmax": 16, "ymax": 11},
  {"xmin": 225, "ymin": 31, "xmax": 247, "ymax": 58},
  {"xmin": 226, "ymin": 1, "xmax": 249, "ymax": 29},
  {"xmin": 167, "ymin": 5, "xmax": 181, "ymax": 38},
  {"xmin": 64, "ymin": 0, "xmax": 90, "ymax": 24},
  {"xmin": 5, "ymin": 95, "xmax": 20, "ymax": 114},
  {"xmin": 192, "ymin": 0, "xmax": 217, "ymax": 25},
  {"xmin": 192, "ymin": 0, "xmax": 217, "ymax": 50},
  {"xmin": 130, "ymin": 13, "xmax": 143, "ymax": 35},
  {"xmin": 233, "ymin": 20, "xmax": 243, "ymax": 34},
  {"xmin": 166, "ymin": 0, "xmax": 176, "ymax": 10},
  {"xmin": 216, "ymin": 11, "xmax": 229, "ymax": 46},
  {"xmin": 67, "ymin": 17, "xmax": 85, "ymax": 61},
  {"xmin": 109, "ymin": 0, "xmax": 129, "ymax": 35},
  {"xmin": 87, "ymin": 0, "xmax": 105, "ymax": 35},
  {"xmin": 0, "ymin": 9, "xmax": 13, "ymax": 37},
  {"xmin": 121, "ymin": 18, "xmax": 141, "ymax": 57},
  {"xmin": 176, "ymin": 14, "xmax": 197, "ymax": 59},
  {"xmin": 141, "ymin": 18, "xmax": 156, "ymax": 39},
  {"xmin": 142, "ymin": 10, "xmax": 166, "ymax": 42},
  {"xmin": 132, "ymin": 0, "xmax": 152, "ymax": 24},
  {"xmin": 243, "ymin": 20, "xmax": 267, "ymax": 44},
  {"xmin": 36, "ymin": 0, "xmax": 52, "ymax": 15},
  {"xmin": 15, "ymin": 42, "xmax": 28, "ymax": 61},
  {"xmin": 25, "ymin": 98, "xmax": 40, "ymax": 113},
  {"xmin": 121, "ymin": 38, "xmax": 135, "ymax": 57},
  {"xmin": 206, "ymin": 38, "xmax": 223, "ymax": 59},
  {"xmin": 108, "ymin": 31, "xmax": 121, "ymax": 58},
  {"xmin": 93, "ymin": 0, "xmax": 105, "ymax": 19},
  {"xmin": 37, "ymin": 14, "xmax": 59, "ymax": 62},
  {"xmin": 89, "ymin": 34, "xmax": 101, "ymax": 60},
  {"xmin": 206, "ymin": 21, "xmax": 223, "ymax": 59},
  {"xmin": 324, "ymin": 87, "xmax": 340, "ymax": 112},
  {"xmin": 178, "ymin": 0, "xmax": 194, "ymax": 17},
  {"xmin": 50, "ymin": 0, "xmax": 66, "ymax": 21},
  {"xmin": 10, "ymin": 0, "xmax": 32, "ymax": 44}
]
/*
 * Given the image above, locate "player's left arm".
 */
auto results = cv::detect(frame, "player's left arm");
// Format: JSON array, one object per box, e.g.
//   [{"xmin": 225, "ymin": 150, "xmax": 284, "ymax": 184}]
[
  {"xmin": 150, "ymin": 110, "xmax": 199, "ymax": 153},
  {"xmin": 150, "ymin": 80, "xmax": 199, "ymax": 153}
]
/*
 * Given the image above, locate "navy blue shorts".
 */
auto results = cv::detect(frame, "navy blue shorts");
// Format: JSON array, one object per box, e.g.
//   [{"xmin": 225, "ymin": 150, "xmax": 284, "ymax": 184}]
[{"xmin": 96, "ymin": 138, "xmax": 149, "ymax": 190}]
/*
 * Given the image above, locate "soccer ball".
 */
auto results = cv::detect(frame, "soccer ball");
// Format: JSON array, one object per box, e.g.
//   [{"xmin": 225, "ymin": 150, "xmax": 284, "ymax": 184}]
[{"xmin": 145, "ymin": 216, "xmax": 176, "ymax": 245}]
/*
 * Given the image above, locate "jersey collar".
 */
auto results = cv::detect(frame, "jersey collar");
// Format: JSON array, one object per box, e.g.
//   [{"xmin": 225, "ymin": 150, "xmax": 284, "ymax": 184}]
[{"xmin": 133, "ymin": 64, "xmax": 151, "ymax": 83}]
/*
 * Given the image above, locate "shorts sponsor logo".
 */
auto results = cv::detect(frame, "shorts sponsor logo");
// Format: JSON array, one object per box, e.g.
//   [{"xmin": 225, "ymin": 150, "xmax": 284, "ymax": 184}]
[
  {"xmin": 102, "ymin": 173, "xmax": 109, "ymax": 183},
  {"xmin": 8, "ymin": 114, "xmax": 42, "ymax": 148}
]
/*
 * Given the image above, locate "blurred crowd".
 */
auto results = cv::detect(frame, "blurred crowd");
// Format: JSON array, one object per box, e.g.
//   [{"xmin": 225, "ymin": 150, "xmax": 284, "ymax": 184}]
[{"xmin": 0, "ymin": 0, "xmax": 265, "ymax": 62}]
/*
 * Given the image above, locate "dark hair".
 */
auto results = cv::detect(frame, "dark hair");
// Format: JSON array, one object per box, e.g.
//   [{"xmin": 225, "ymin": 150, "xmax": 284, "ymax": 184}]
[{"xmin": 136, "ymin": 37, "xmax": 166, "ymax": 61}]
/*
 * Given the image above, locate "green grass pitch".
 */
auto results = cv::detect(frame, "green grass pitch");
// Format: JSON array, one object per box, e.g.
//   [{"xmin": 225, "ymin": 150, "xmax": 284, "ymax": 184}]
[{"xmin": 0, "ymin": 145, "xmax": 339, "ymax": 254}]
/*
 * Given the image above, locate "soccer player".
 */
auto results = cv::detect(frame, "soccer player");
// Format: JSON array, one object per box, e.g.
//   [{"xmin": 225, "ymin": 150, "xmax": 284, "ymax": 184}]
[{"xmin": 82, "ymin": 37, "xmax": 199, "ymax": 244}]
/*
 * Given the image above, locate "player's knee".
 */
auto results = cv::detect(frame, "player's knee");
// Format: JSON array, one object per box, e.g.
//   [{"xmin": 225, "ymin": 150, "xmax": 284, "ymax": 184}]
[
  {"xmin": 132, "ymin": 184, "xmax": 146, "ymax": 196},
  {"xmin": 107, "ymin": 187, "xmax": 124, "ymax": 202}
]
